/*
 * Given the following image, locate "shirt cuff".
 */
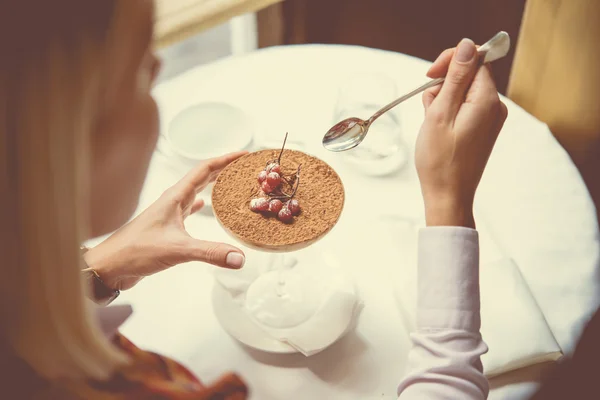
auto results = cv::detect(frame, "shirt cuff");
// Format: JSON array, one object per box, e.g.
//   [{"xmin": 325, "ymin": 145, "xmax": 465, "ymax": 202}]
[
  {"xmin": 95, "ymin": 304, "xmax": 133, "ymax": 339},
  {"xmin": 417, "ymin": 226, "xmax": 480, "ymax": 332}
]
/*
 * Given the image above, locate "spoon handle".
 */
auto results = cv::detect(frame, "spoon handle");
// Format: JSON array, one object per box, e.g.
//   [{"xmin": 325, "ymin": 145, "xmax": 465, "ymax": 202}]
[
  {"xmin": 367, "ymin": 31, "xmax": 510, "ymax": 125},
  {"xmin": 368, "ymin": 78, "xmax": 445, "ymax": 123}
]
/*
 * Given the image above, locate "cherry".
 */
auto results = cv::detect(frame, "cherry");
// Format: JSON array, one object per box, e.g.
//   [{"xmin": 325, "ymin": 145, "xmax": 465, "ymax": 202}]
[
  {"xmin": 270, "ymin": 164, "xmax": 282, "ymax": 175},
  {"xmin": 266, "ymin": 172, "xmax": 281, "ymax": 188},
  {"xmin": 287, "ymin": 199, "xmax": 300, "ymax": 215},
  {"xmin": 250, "ymin": 198, "xmax": 269, "ymax": 212},
  {"xmin": 257, "ymin": 170, "xmax": 267, "ymax": 183},
  {"xmin": 251, "ymin": 135, "xmax": 303, "ymax": 223},
  {"xmin": 269, "ymin": 199, "xmax": 283, "ymax": 214},
  {"xmin": 277, "ymin": 207, "xmax": 293, "ymax": 223},
  {"xmin": 261, "ymin": 181, "xmax": 274, "ymax": 194},
  {"xmin": 266, "ymin": 162, "xmax": 282, "ymax": 175}
]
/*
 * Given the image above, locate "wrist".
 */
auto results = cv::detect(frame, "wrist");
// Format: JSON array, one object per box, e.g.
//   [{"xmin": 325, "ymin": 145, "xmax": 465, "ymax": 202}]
[
  {"xmin": 424, "ymin": 195, "xmax": 475, "ymax": 229},
  {"xmin": 81, "ymin": 246, "xmax": 121, "ymax": 305},
  {"xmin": 83, "ymin": 243, "xmax": 123, "ymax": 291}
]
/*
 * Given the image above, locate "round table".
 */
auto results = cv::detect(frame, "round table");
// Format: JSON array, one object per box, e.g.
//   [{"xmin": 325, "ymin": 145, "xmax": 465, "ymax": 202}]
[{"xmin": 111, "ymin": 45, "xmax": 599, "ymax": 400}]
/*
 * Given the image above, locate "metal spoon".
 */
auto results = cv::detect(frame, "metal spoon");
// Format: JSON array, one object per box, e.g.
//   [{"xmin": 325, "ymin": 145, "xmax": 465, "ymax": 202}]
[{"xmin": 322, "ymin": 31, "xmax": 511, "ymax": 152}]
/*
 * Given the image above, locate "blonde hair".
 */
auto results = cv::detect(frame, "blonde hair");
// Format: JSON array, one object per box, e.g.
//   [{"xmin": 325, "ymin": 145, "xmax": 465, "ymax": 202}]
[{"xmin": 0, "ymin": 0, "xmax": 152, "ymax": 380}]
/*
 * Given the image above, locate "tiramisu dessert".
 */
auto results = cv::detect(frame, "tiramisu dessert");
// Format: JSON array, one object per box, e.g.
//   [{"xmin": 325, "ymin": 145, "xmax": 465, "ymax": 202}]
[{"xmin": 212, "ymin": 134, "xmax": 345, "ymax": 251}]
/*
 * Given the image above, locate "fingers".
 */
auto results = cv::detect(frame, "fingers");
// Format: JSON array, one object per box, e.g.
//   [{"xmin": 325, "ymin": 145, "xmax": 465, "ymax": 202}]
[
  {"xmin": 424, "ymin": 64, "xmax": 501, "ymax": 115},
  {"xmin": 423, "ymin": 48, "xmax": 453, "ymax": 111},
  {"xmin": 422, "ymin": 84, "xmax": 443, "ymax": 111},
  {"xmin": 427, "ymin": 45, "xmax": 484, "ymax": 79},
  {"xmin": 186, "ymin": 238, "xmax": 246, "ymax": 269},
  {"xmin": 435, "ymin": 38, "xmax": 479, "ymax": 118},
  {"xmin": 464, "ymin": 63, "xmax": 499, "ymax": 106},
  {"xmin": 427, "ymin": 48, "xmax": 454, "ymax": 78},
  {"xmin": 190, "ymin": 198, "xmax": 205, "ymax": 214},
  {"xmin": 496, "ymin": 101, "xmax": 508, "ymax": 132},
  {"xmin": 180, "ymin": 151, "xmax": 248, "ymax": 192},
  {"xmin": 422, "ymin": 90, "xmax": 435, "ymax": 111},
  {"xmin": 499, "ymin": 101, "xmax": 508, "ymax": 121},
  {"xmin": 486, "ymin": 100, "xmax": 508, "ymax": 154}
]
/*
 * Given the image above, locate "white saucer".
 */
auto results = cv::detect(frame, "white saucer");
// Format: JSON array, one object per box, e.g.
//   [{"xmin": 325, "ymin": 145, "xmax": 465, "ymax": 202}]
[
  {"xmin": 164, "ymin": 102, "xmax": 253, "ymax": 209},
  {"xmin": 244, "ymin": 270, "xmax": 325, "ymax": 329},
  {"xmin": 212, "ymin": 251, "xmax": 358, "ymax": 355},
  {"xmin": 212, "ymin": 282, "xmax": 298, "ymax": 353},
  {"xmin": 167, "ymin": 102, "xmax": 254, "ymax": 163}
]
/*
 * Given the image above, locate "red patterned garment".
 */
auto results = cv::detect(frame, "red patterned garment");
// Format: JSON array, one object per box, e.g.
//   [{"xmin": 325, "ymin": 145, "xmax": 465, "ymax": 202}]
[{"xmin": 2, "ymin": 334, "xmax": 249, "ymax": 400}]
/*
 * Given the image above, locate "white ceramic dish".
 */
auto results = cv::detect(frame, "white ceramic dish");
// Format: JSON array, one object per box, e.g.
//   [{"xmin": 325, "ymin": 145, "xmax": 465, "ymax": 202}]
[
  {"xmin": 165, "ymin": 102, "xmax": 253, "ymax": 208},
  {"xmin": 212, "ymin": 251, "xmax": 358, "ymax": 355},
  {"xmin": 212, "ymin": 282, "xmax": 298, "ymax": 354},
  {"xmin": 166, "ymin": 102, "xmax": 254, "ymax": 171}
]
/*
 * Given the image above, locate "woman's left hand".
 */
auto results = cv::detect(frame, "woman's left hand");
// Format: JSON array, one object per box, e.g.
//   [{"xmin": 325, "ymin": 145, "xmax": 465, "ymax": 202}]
[{"xmin": 84, "ymin": 151, "xmax": 247, "ymax": 291}]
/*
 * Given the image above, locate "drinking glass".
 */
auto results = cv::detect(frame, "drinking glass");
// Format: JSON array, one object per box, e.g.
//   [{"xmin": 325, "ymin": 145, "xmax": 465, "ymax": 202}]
[{"xmin": 334, "ymin": 73, "xmax": 408, "ymax": 176}]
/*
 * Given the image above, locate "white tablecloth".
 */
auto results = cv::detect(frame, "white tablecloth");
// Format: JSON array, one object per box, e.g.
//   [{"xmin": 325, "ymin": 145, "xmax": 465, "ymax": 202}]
[{"xmin": 111, "ymin": 45, "xmax": 599, "ymax": 400}]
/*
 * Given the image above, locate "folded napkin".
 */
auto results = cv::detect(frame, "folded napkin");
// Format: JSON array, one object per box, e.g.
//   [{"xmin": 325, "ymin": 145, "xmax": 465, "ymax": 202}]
[
  {"xmin": 383, "ymin": 220, "xmax": 562, "ymax": 377},
  {"xmin": 478, "ymin": 257, "xmax": 562, "ymax": 376},
  {"xmin": 214, "ymin": 250, "xmax": 362, "ymax": 356}
]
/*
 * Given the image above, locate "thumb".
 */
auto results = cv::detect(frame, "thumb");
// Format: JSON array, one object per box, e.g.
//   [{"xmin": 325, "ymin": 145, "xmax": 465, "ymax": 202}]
[
  {"xmin": 435, "ymin": 38, "xmax": 478, "ymax": 118},
  {"xmin": 185, "ymin": 238, "xmax": 246, "ymax": 269}
]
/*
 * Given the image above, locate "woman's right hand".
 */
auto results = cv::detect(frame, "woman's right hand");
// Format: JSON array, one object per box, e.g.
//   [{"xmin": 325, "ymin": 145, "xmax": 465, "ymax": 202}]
[{"xmin": 415, "ymin": 38, "xmax": 508, "ymax": 228}]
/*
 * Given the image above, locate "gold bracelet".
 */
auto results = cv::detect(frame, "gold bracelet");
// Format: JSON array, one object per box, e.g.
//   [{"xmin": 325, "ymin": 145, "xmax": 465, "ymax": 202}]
[{"xmin": 80, "ymin": 245, "xmax": 119, "ymax": 306}]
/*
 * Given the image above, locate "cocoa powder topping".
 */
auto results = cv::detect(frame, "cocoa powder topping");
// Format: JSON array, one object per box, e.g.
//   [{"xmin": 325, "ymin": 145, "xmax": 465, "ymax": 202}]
[{"xmin": 212, "ymin": 149, "xmax": 345, "ymax": 249}]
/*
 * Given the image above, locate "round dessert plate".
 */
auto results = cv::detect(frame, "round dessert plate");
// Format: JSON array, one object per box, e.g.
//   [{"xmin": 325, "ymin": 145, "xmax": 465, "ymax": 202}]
[{"xmin": 211, "ymin": 149, "xmax": 345, "ymax": 252}]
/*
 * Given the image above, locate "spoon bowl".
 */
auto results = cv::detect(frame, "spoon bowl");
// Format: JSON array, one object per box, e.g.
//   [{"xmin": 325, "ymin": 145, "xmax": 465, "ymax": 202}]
[
  {"xmin": 322, "ymin": 117, "xmax": 367, "ymax": 152},
  {"xmin": 323, "ymin": 31, "xmax": 511, "ymax": 152}
]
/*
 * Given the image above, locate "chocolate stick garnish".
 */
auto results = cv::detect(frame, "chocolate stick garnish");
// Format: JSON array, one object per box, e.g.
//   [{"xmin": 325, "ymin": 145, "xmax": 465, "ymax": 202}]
[
  {"xmin": 265, "ymin": 132, "xmax": 289, "ymax": 168},
  {"xmin": 277, "ymin": 132, "xmax": 288, "ymax": 165},
  {"xmin": 273, "ymin": 164, "xmax": 301, "ymax": 199}
]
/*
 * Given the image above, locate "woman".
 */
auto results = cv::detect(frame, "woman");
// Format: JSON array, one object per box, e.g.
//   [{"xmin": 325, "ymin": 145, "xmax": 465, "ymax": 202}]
[
  {"xmin": 3, "ymin": 1, "xmax": 582, "ymax": 399},
  {"xmin": 1, "ymin": 1, "xmax": 247, "ymax": 398}
]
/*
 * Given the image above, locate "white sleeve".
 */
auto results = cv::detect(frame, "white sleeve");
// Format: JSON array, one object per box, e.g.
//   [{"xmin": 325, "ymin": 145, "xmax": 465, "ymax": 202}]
[{"xmin": 398, "ymin": 227, "xmax": 489, "ymax": 399}]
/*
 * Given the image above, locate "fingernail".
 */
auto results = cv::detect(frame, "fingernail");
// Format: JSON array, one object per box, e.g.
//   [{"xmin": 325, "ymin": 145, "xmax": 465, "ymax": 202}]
[
  {"xmin": 455, "ymin": 38, "xmax": 475, "ymax": 63},
  {"xmin": 226, "ymin": 252, "xmax": 245, "ymax": 269}
]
